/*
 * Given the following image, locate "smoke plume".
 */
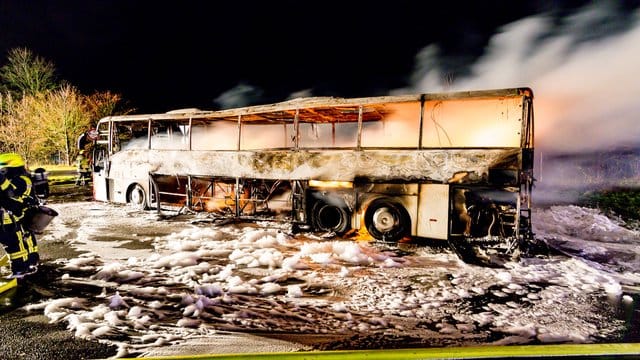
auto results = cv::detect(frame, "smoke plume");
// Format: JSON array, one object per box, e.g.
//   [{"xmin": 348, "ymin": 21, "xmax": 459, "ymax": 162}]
[
  {"xmin": 214, "ymin": 83, "xmax": 264, "ymax": 109},
  {"xmin": 406, "ymin": 2, "xmax": 640, "ymax": 155}
]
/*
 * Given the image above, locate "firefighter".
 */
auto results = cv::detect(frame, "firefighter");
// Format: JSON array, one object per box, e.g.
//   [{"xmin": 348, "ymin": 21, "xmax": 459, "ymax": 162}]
[
  {"xmin": 75, "ymin": 150, "xmax": 90, "ymax": 186},
  {"xmin": 0, "ymin": 152, "xmax": 39, "ymax": 278}
]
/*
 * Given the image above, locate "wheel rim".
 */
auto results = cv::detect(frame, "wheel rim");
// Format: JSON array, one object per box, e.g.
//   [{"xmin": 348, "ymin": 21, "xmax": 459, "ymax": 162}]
[
  {"xmin": 364, "ymin": 199, "xmax": 410, "ymax": 242},
  {"xmin": 372, "ymin": 207, "xmax": 397, "ymax": 233},
  {"xmin": 129, "ymin": 185, "xmax": 146, "ymax": 208},
  {"xmin": 131, "ymin": 190, "xmax": 142, "ymax": 205}
]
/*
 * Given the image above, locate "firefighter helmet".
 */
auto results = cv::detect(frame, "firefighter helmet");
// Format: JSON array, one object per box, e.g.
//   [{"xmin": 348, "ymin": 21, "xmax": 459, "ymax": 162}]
[{"xmin": 0, "ymin": 153, "xmax": 25, "ymax": 168}]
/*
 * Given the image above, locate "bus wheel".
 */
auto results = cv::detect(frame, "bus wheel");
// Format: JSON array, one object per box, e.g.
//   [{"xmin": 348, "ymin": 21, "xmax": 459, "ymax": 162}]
[
  {"xmin": 364, "ymin": 198, "xmax": 410, "ymax": 243},
  {"xmin": 311, "ymin": 199, "xmax": 350, "ymax": 235},
  {"xmin": 128, "ymin": 184, "xmax": 147, "ymax": 210}
]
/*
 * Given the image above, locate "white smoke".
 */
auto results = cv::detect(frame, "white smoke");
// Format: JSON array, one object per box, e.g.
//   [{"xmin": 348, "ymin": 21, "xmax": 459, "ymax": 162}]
[
  {"xmin": 214, "ymin": 83, "xmax": 264, "ymax": 109},
  {"xmin": 406, "ymin": 2, "xmax": 640, "ymax": 155},
  {"xmin": 287, "ymin": 88, "xmax": 313, "ymax": 100}
]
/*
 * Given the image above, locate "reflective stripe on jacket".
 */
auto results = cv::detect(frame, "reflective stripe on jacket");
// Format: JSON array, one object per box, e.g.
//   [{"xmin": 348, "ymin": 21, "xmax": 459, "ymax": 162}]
[{"xmin": 1, "ymin": 174, "xmax": 33, "ymax": 225}]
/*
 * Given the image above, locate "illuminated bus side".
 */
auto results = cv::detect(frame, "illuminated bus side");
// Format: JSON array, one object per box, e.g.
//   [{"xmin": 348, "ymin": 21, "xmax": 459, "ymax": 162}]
[{"xmin": 89, "ymin": 88, "xmax": 534, "ymax": 262}]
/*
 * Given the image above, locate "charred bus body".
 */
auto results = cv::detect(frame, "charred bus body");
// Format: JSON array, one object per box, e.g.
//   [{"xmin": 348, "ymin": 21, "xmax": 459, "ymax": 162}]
[{"xmin": 90, "ymin": 88, "xmax": 535, "ymax": 263}]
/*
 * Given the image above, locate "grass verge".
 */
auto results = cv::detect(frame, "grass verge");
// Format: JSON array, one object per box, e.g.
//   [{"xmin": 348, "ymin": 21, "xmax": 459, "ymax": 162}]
[{"xmin": 579, "ymin": 187, "xmax": 640, "ymax": 229}]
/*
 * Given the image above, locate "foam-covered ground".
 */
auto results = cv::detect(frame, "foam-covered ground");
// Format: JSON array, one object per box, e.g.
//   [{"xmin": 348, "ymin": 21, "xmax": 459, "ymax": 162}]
[{"xmin": 20, "ymin": 201, "xmax": 640, "ymax": 358}]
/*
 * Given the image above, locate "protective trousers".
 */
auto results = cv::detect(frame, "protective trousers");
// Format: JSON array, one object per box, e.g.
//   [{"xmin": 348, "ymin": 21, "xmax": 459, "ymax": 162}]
[{"xmin": 0, "ymin": 224, "xmax": 38, "ymax": 274}]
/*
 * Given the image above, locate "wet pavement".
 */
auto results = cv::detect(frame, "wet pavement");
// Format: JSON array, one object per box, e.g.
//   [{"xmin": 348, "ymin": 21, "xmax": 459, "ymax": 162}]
[
  {"xmin": 0, "ymin": 264, "xmax": 118, "ymax": 359},
  {"xmin": 0, "ymin": 184, "xmax": 118, "ymax": 359},
  {"xmin": 0, "ymin": 183, "xmax": 639, "ymax": 359}
]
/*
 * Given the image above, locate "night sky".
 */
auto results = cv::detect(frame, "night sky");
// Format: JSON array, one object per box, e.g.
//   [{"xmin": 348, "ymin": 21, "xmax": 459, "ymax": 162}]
[
  {"xmin": 0, "ymin": 1, "xmax": 574, "ymax": 112},
  {"xmin": 1, "ymin": 0, "xmax": 638, "ymax": 126}
]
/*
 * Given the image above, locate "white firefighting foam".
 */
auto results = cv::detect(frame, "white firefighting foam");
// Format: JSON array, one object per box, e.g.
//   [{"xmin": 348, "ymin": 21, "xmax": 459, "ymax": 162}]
[{"xmin": 23, "ymin": 201, "xmax": 639, "ymax": 358}]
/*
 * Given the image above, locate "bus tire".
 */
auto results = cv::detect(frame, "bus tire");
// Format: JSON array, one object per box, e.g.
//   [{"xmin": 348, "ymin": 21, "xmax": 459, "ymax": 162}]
[
  {"xmin": 364, "ymin": 198, "xmax": 410, "ymax": 243},
  {"xmin": 128, "ymin": 184, "xmax": 147, "ymax": 210},
  {"xmin": 311, "ymin": 199, "xmax": 350, "ymax": 235}
]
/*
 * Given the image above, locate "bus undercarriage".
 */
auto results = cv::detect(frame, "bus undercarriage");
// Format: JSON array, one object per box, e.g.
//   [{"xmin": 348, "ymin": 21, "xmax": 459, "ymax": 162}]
[{"xmin": 146, "ymin": 173, "xmax": 534, "ymax": 266}]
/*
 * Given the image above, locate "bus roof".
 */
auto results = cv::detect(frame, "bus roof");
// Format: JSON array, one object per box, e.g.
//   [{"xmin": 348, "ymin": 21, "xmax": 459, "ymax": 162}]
[{"xmin": 99, "ymin": 87, "xmax": 533, "ymax": 124}]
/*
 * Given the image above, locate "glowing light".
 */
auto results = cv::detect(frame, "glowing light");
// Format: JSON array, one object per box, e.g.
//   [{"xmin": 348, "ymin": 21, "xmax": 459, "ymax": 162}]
[
  {"xmin": 422, "ymin": 98, "xmax": 522, "ymax": 148},
  {"xmin": 308, "ymin": 180, "xmax": 353, "ymax": 188}
]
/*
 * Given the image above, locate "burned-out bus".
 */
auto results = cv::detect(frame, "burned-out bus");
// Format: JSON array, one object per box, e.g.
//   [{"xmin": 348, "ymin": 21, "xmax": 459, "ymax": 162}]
[{"xmin": 89, "ymin": 88, "xmax": 535, "ymax": 263}]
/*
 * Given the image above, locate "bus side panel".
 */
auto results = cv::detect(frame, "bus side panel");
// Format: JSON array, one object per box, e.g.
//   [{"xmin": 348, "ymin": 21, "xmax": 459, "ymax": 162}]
[
  {"xmin": 405, "ymin": 195, "xmax": 419, "ymax": 236},
  {"xmin": 108, "ymin": 178, "xmax": 118, "ymax": 203},
  {"xmin": 111, "ymin": 179, "xmax": 128, "ymax": 204},
  {"xmin": 92, "ymin": 169, "xmax": 109, "ymax": 202},
  {"xmin": 416, "ymin": 184, "xmax": 449, "ymax": 240}
]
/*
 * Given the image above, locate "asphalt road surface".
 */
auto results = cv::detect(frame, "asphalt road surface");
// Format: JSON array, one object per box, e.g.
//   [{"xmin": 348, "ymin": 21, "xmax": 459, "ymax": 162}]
[
  {"xmin": 1, "ymin": 183, "xmax": 638, "ymax": 359},
  {"xmin": 0, "ymin": 184, "xmax": 117, "ymax": 359},
  {"xmin": 0, "ymin": 269, "xmax": 118, "ymax": 359}
]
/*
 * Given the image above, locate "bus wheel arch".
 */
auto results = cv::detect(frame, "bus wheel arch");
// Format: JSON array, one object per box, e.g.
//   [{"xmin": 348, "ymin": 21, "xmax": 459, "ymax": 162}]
[
  {"xmin": 364, "ymin": 197, "xmax": 410, "ymax": 243},
  {"xmin": 310, "ymin": 196, "xmax": 351, "ymax": 235},
  {"xmin": 127, "ymin": 183, "xmax": 148, "ymax": 210}
]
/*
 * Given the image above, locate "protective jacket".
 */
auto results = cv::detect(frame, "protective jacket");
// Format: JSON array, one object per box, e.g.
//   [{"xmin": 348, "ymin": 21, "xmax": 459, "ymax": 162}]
[
  {"xmin": 0, "ymin": 169, "xmax": 34, "ymax": 225},
  {"xmin": 0, "ymin": 166, "xmax": 39, "ymax": 275}
]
